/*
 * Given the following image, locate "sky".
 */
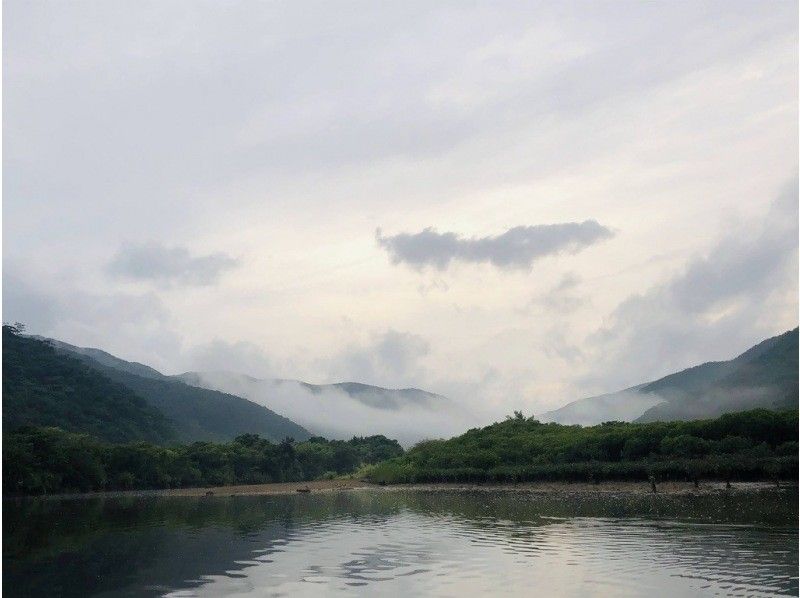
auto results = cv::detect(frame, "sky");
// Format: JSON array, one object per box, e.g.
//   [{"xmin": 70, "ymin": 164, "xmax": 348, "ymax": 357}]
[{"xmin": 3, "ymin": 0, "xmax": 798, "ymax": 424}]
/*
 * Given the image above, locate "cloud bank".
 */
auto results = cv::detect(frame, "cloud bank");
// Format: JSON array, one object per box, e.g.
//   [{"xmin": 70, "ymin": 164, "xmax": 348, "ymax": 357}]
[
  {"xmin": 376, "ymin": 221, "xmax": 614, "ymax": 270},
  {"xmin": 107, "ymin": 243, "xmax": 239, "ymax": 287},
  {"xmin": 189, "ymin": 372, "xmax": 475, "ymax": 447}
]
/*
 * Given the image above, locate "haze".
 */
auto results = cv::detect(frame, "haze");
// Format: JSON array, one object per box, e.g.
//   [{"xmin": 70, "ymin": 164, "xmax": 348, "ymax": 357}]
[{"xmin": 3, "ymin": 1, "xmax": 798, "ymax": 426}]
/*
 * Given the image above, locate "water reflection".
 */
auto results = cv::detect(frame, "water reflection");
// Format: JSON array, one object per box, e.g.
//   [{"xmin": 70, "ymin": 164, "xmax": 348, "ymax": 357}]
[{"xmin": 4, "ymin": 489, "xmax": 797, "ymax": 597}]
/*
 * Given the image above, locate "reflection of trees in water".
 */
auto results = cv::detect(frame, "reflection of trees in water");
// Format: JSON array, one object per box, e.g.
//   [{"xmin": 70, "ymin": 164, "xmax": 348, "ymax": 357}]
[
  {"xmin": 3, "ymin": 493, "xmax": 408, "ymax": 597},
  {"xmin": 3, "ymin": 490, "xmax": 796, "ymax": 597},
  {"xmin": 4, "ymin": 498, "xmax": 300, "ymax": 597}
]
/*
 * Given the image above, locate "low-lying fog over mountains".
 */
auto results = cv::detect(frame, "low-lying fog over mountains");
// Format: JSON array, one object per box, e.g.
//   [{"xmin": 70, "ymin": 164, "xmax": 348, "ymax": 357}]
[
  {"xmin": 43, "ymin": 337, "xmax": 475, "ymax": 445},
  {"xmin": 26, "ymin": 327, "xmax": 797, "ymax": 445},
  {"xmin": 542, "ymin": 328, "xmax": 798, "ymax": 425},
  {"xmin": 177, "ymin": 371, "xmax": 474, "ymax": 446}
]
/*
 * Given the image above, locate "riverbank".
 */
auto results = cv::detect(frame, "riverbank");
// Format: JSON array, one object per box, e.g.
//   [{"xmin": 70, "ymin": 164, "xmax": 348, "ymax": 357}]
[
  {"xmin": 15, "ymin": 478, "xmax": 794, "ymax": 500},
  {"xmin": 380, "ymin": 480, "xmax": 791, "ymax": 495}
]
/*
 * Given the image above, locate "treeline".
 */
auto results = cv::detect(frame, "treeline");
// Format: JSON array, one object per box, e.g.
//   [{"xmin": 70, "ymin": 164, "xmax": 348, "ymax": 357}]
[
  {"xmin": 4, "ymin": 427, "xmax": 403, "ymax": 495},
  {"xmin": 364, "ymin": 408, "xmax": 799, "ymax": 484}
]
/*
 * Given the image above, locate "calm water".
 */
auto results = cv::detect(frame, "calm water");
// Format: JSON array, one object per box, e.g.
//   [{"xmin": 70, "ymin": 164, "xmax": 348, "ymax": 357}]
[{"xmin": 4, "ymin": 489, "xmax": 797, "ymax": 597}]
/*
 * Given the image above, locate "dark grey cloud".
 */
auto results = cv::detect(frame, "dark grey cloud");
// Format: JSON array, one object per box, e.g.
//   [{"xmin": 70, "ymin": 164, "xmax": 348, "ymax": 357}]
[
  {"xmin": 376, "ymin": 221, "xmax": 614, "ymax": 270},
  {"xmin": 107, "ymin": 243, "xmax": 239, "ymax": 287}
]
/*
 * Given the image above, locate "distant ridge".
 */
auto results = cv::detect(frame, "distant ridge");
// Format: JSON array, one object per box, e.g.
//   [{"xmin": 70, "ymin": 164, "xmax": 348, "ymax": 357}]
[
  {"xmin": 175, "ymin": 370, "xmax": 471, "ymax": 445},
  {"xmin": 39, "ymin": 338, "xmax": 164, "ymax": 379},
  {"xmin": 177, "ymin": 373, "xmax": 447, "ymax": 412},
  {"xmin": 177, "ymin": 372, "xmax": 446, "ymax": 410},
  {"xmin": 542, "ymin": 328, "xmax": 799, "ymax": 425}
]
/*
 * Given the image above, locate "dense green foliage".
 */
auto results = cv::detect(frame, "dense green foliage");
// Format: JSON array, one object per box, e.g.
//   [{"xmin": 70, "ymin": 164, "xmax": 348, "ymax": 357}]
[
  {"xmin": 3, "ymin": 325, "xmax": 176, "ymax": 444},
  {"xmin": 364, "ymin": 409, "xmax": 799, "ymax": 484},
  {"xmin": 51, "ymin": 338, "xmax": 312, "ymax": 443},
  {"xmin": 3, "ymin": 427, "xmax": 403, "ymax": 495}
]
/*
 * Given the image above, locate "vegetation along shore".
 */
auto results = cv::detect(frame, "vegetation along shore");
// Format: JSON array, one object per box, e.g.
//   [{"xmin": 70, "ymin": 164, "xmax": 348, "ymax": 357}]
[
  {"xmin": 361, "ymin": 409, "xmax": 797, "ymax": 485},
  {"xmin": 5, "ymin": 407, "xmax": 796, "ymax": 497}
]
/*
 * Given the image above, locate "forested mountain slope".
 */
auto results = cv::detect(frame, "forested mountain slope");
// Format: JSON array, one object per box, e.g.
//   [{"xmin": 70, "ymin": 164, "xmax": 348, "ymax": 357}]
[
  {"xmin": 2, "ymin": 326, "xmax": 176, "ymax": 444},
  {"xmin": 637, "ymin": 328, "xmax": 798, "ymax": 422},
  {"xmin": 49, "ymin": 339, "xmax": 311, "ymax": 443},
  {"xmin": 543, "ymin": 328, "xmax": 798, "ymax": 425}
]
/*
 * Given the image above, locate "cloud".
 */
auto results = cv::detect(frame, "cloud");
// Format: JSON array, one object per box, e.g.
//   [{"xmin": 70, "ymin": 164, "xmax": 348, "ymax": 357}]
[
  {"xmin": 191, "ymin": 372, "xmax": 475, "ymax": 446},
  {"xmin": 376, "ymin": 221, "xmax": 614, "ymax": 270},
  {"xmin": 2, "ymin": 1, "xmax": 796, "ymax": 422},
  {"xmin": 542, "ymin": 325, "xmax": 584, "ymax": 364},
  {"xmin": 328, "ymin": 330, "xmax": 431, "ymax": 388},
  {"xmin": 2, "ymin": 269, "xmax": 58, "ymax": 332},
  {"xmin": 584, "ymin": 178, "xmax": 798, "ymax": 392},
  {"xmin": 107, "ymin": 242, "xmax": 239, "ymax": 287},
  {"xmin": 2, "ymin": 266, "xmax": 184, "ymax": 374},
  {"xmin": 531, "ymin": 273, "xmax": 587, "ymax": 314},
  {"xmin": 188, "ymin": 339, "xmax": 274, "ymax": 379}
]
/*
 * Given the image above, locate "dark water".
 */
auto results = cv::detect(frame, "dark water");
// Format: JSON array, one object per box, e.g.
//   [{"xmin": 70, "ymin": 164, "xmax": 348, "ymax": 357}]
[{"xmin": 4, "ymin": 489, "xmax": 798, "ymax": 597}]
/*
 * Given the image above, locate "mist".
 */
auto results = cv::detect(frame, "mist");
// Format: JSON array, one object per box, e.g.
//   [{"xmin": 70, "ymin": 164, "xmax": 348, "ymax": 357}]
[
  {"xmin": 540, "ymin": 388, "xmax": 666, "ymax": 426},
  {"xmin": 187, "ymin": 371, "xmax": 478, "ymax": 447}
]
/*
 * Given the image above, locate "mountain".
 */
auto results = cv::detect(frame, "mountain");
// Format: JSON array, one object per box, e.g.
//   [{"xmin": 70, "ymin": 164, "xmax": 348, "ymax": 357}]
[
  {"xmin": 46, "ymin": 339, "xmax": 312, "ymax": 443},
  {"xmin": 542, "ymin": 328, "xmax": 798, "ymax": 425},
  {"xmin": 41, "ymin": 339, "xmax": 164, "ymax": 380},
  {"xmin": 538, "ymin": 386, "xmax": 663, "ymax": 426},
  {"xmin": 177, "ymin": 373, "xmax": 447, "ymax": 411},
  {"xmin": 301, "ymin": 381, "xmax": 447, "ymax": 409},
  {"xmin": 176, "ymin": 371, "xmax": 473, "ymax": 446},
  {"xmin": 3, "ymin": 326, "xmax": 176, "ymax": 444},
  {"xmin": 636, "ymin": 328, "xmax": 798, "ymax": 422}
]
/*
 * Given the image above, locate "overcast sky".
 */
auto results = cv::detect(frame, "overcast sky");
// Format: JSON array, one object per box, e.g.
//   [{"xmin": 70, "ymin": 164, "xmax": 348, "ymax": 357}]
[{"xmin": 4, "ymin": 0, "xmax": 798, "ymax": 422}]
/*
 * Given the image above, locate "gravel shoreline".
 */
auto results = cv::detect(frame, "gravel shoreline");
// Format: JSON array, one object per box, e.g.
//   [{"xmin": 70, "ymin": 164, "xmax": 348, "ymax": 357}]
[{"xmin": 17, "ymin": 479, "xmax": 793, "ymax": 500}]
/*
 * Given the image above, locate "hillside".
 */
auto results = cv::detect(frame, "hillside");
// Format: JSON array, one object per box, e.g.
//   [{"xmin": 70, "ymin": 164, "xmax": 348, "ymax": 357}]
[
  {"xmin": 48, "ymin": 339, "xmax": 312, "ymax": 443},
  {"xmin": 176, "ymin": 371, "xmax": 472, "ymax": 445},
  {"xmin": 538, "ymin": 386, "xmax": 663, "ymax": 426},
  {"xmin": 542, "ymin": 328, "xmax": 799, "ymax": 425},
  {"xmin": 43, "ymin": 338, "xmax": 164, "ymax": 380},
  {"xmin": 2, "ymin": 326, "xmax": 176, "ymax": 444},
  {"xmin": 637, "ymin": 328, "xmax": 798, "ymax": 422}
]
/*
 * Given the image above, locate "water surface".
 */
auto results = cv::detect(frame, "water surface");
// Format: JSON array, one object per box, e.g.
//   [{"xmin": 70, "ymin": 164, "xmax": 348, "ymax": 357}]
[{"xmin": 4, "ymin": 489, "xmax": 797, "ymax": 597}]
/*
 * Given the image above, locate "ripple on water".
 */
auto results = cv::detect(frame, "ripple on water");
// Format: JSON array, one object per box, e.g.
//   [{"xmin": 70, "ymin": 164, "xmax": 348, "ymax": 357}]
[
  {"xmin": 3, "ymin": 491, "xmax": 797, "ymax": 597},
  {"xmin": 191, "ymin": 516, "xmax": 791, "ymax": 596}
]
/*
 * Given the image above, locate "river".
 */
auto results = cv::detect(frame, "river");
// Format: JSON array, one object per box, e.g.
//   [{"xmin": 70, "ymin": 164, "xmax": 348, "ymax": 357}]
[{"xmin": 4, "ymin": 488, "xmax": 797, "ymax": 596}]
